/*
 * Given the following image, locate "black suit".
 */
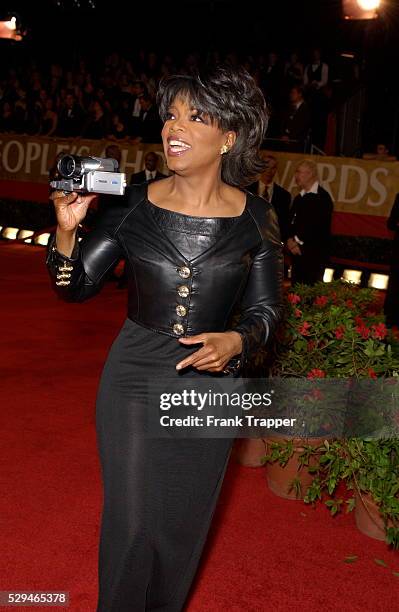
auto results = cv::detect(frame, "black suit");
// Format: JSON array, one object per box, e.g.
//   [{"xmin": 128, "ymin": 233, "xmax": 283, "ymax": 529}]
[
  {"xmin": 288, "ymin": 184, "xmax": 333, "ymax": 285},
  {"xmin": 247, "ymin": 182, "xmax": 291, "ymax": 242},
  {"xmin": 384, "ymin": 194, "xmax": 399, "ymax": 326},
  {"xmin": 281, "ymin": 101, "xmax": 311, "ymax": 146},
  {"xmin": 134, "ymin": 106, "xmax": 163, "ymax": 143},
  {"xmin": 129, "ymin": 170, "xmax": 166, "ymax": 185}
]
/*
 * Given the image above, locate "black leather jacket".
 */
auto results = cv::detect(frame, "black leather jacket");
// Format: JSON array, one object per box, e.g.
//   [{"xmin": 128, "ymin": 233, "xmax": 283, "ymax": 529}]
[{"xmin": 46, "ymin": 183, "xmax": 284, "ymax": 374}]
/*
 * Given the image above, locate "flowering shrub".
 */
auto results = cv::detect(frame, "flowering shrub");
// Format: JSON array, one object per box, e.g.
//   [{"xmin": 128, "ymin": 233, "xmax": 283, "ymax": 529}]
[
  {"xmin": 266, "ymin": 280, "xmax": 399, "ymax": 547},
  {"xmin": 271, "ymin": 281, "xmax": 399, "ymax": 379}
]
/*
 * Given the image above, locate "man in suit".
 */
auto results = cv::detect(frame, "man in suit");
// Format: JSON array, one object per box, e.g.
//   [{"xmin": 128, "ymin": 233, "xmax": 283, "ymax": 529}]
[
  {"xmin": 131, "ymin": 95, "xmax": 163, "ymax": 143},
  {"xmin": 248, "ymin": 155, "xmax": 291, "ymax": 242},
  {"xmin": 287, "ymin": 159, "xmax": 333, "ymax": 285},
  {"xmin": 384, "ymin": 194, "xmax": 399, "ymax": 327},
  {"xmin": 129, "ymin": 151, "xmax": 166, "ymax": 185},
  {"xmin": 280, "ymin": 85, "xmax": 311, "ymax": 150}
]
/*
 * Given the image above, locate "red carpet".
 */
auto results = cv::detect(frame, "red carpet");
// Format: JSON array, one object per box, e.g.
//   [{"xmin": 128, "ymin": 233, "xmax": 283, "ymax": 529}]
[{"xmin": 1, "ymin": 241, "xmax": 398, "ymax": 612}]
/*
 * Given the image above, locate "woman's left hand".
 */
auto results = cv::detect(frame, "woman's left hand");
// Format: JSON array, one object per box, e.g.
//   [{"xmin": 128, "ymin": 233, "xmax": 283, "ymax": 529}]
[{"xmin": 176, "ymin": 331, "xmax": 243, "ymax": 372}]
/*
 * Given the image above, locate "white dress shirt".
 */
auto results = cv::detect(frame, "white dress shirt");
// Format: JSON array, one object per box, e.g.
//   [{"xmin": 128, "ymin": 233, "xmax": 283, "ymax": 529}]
[
  {"xmin": 303, "ymin": 62, "xmax": 329, "ymax": 89},
  {"xmin": 145, "ymin": 169, "xmax": 156, "ymax": 181}
]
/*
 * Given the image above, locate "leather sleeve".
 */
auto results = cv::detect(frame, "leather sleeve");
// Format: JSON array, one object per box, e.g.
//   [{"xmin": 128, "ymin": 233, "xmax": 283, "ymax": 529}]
[
  {"xmin": 230, "ymin": 205, "xmax": 285, "ymax": 371},
  {"xmin": 45, "ymin": 201, "xmax": 128, "ymax": 303}
]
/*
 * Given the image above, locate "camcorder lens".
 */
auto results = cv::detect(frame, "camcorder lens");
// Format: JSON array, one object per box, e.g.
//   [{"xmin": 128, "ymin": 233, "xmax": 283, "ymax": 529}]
[{"xmin": 58, "ymin": 155, "xmax": 77, "ymax": 178}]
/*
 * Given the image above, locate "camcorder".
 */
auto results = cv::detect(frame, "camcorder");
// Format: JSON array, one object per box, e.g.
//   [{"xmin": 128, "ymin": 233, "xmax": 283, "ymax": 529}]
[{"xmin": 50, "ymin": 154, "xmax": 127, "ymax": 196}]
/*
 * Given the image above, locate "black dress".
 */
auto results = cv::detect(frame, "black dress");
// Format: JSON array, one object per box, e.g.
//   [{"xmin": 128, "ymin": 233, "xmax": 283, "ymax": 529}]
[{"xmin": 96, "ymin": 202, "xmax": 238, "ymax": 611}]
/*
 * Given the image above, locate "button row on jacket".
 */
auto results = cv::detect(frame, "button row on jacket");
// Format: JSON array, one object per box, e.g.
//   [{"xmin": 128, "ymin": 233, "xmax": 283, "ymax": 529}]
[
  {"xmin": 56, "ymin": 259, "xmax": 74, "ymax": 286},
  {"xmin": 173, "ymin": 265, "xmax": 192, "ymax": 335}
]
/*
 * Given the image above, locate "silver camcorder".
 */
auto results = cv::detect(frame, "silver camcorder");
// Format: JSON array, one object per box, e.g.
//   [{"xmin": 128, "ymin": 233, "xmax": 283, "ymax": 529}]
[{"xmin": 50, "ymin": 154, "xmax": 127, "ymax": 196}]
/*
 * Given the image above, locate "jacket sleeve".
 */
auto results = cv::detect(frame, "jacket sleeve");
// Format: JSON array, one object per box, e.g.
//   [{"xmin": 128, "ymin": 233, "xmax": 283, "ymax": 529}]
[
  {"xmin": 45, "ymin": 198, "xmax": 129, "ymax": 303},
  {"xmin": 228, "ymin": 205, "xmax": 285, "ymax": 372}
]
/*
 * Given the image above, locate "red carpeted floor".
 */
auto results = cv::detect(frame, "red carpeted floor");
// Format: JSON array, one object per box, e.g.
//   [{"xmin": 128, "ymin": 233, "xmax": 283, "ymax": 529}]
[{"xmin": 0, "ymin": 241, "xmax": 398, "ymax": 612}]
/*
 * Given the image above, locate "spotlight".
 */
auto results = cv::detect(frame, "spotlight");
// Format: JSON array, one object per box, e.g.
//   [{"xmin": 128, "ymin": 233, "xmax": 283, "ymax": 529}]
[
  {"xmin": 0, "ymin": 14, "xmax": 24, "ymax": 41},
  {"xmin": 343, "ymin": 0, "xmax": 381, "ymax": 20},
  {"xmin": 342, "ymin": 269, "xmax": 362, "ymax": 285},
  {"xmin": 17, "ymin": 229, "xmax": 34, "ymax": 240},
  {"xmin": 33, "ymin": 233, "xmax": 51, "ymax": 246},
  {"xmin": 2, "ymin": 227, "xmax": 20, "ymax": 239},
  {"xmin": 323, "ymin": 268, "xmax": 335, "ymax": 283},
  {"xmin": 368, "ymin": 273, "xmax": 389, "ymax": 290}
]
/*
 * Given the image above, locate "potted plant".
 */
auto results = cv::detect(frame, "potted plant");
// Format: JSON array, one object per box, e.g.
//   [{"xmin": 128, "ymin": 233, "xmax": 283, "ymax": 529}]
[
  {"xmin": 260, "ymin": 280, "xmax": 399, "ymax": 501},
  {"xmin": 304, "ymin": 436, "xmax": 399, "ymax": 548}
]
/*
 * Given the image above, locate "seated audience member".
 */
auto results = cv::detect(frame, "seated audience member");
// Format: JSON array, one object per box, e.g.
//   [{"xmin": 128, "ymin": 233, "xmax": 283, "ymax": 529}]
[
  {"xmin": 384, "ymin": 194, "xmax": 399, "ymax": 327},
  {"xmin": 287, "ymin": 160, "xmax": 333, "ymax": 285},
  {"xmin": 82, "ymin": 100, "xmax": 111, "ymax": 140},
  {"xmin": 132, "ymin": 95, "xmax": 162, "ymax": 143},
  {"xmin": 129, "ymin": 151, "xmax": 166, "ymax": 185},
  {"xmin": 280, "ymin": 85, "xmax": 311, "ymax": 149},
  {"xmin": 107, "ymin": 113, "xmax": 129, "ymax": 140},
  {"xmin": 0, "ymin": 102, "xmax": 15, "ymax": 132},
  {"xmin": 57, "ymin": 91, "xmax": 85, "ymax": 137},
  {"xmin": 40, "ymin": 98, "xmax": 58, "ymax": 136},
  {"xmin": 362, "ymin": 143, "xmax": 397, "ymax": 161},
  {"xmin": 248, "ymin": 154, "xmax": 291, "ymax": 242}
]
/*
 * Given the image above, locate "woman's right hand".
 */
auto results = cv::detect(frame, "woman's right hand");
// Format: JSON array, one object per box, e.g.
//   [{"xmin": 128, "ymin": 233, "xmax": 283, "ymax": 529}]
[{"xmin": 50, "ymin": 190, "xmax": 97, "ymax": 232}]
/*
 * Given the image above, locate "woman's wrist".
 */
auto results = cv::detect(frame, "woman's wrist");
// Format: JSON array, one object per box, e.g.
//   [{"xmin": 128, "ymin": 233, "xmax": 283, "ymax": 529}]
[
  {"xmin": 224, "ymin": 330, "xmax": 243, "ymax": 356},
  {"xmin": 55, "ymin": 226, "xmax": 78, "ymax": 258}
]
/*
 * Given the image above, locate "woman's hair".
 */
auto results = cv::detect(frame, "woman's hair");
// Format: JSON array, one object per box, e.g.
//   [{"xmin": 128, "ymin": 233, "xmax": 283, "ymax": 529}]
[{"xmin": 156, "ymin": 64, "xmax": 269, "ymax": 188}]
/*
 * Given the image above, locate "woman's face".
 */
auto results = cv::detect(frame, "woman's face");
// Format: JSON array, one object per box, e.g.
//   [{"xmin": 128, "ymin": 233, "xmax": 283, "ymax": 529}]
[{"xmin": 161, "ymin": 96, "xmax": 235, "ymax": 176}]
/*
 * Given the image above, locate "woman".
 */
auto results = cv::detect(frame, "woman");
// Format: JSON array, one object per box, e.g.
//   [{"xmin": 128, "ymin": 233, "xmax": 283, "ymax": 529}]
[{"xmin": 46, "ymin": 64, "xmax": 284, "ymax": 611}]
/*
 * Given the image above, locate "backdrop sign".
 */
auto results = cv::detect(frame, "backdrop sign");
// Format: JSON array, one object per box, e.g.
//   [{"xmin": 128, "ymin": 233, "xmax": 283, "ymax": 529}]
[{"xmin": 0, "ymin": 134, "xmax": 398, "ymax": 239}]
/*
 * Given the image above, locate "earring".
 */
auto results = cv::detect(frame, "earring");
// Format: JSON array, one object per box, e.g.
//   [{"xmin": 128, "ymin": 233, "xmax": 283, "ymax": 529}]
[{"xmin": 220, "ymin": 144, "xmax": 229, "ymax": 155}]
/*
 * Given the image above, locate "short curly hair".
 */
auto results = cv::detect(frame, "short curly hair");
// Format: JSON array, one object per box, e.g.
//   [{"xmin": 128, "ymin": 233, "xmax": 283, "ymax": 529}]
[{"xmin": 156, "ymin": 64, "xmax": 269, "ymax": 188}]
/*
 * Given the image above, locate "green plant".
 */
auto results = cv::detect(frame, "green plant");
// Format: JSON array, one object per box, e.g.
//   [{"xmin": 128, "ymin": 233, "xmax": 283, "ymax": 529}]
[
  {"xmin": 304, "ymin": 438, "xmax": 399, "ymax": 549},
  {"xmin": 264, "ymin": 280, "xmax": 399, "ymax": 546}
]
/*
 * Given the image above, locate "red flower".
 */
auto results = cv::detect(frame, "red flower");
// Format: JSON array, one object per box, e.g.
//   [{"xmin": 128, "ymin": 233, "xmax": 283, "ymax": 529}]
[
  {"xmin": 307, "ymin": 369, "xmax": 326, "ymax": 379},
  {"xmin": 356, "ymin": 325, "xmax": 370, "ymax": 339},
  {"xmin": 346, "ymin": 299, "xmax": 354, "ymax": 308},
  {"xmin": 294, "ymin": 308, "xmax": 302, "ymax": 318},
  {"xmin": 288, "ymin": 293, "xmax": 301, "ymax": 304},
  {"xmin": 368, "ymin": 368, "xmax": 377, "ymax": 379},
  {"xmin": 354, "ymin": 315, "xmax": 364, "ymax": 326},
  {"xmin": 314, "ymin": 295, "xmax": 328, "ymax": 307},
  {"xmin": 334, "ymin": 325, "xmax": 345, "ymax": 339},
  {"xmin": 298, "ymin": 321, "xmax": 311, "ymax": 336},
  {"xmin": 371, "ymin": 323, "xmax": 387, "ymax": 340}
]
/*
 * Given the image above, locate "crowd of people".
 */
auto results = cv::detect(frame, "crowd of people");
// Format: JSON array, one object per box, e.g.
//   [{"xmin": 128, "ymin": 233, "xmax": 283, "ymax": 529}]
[{"xmin": 0, "ymin": 47, "xmax": 359, "ymax": 152}]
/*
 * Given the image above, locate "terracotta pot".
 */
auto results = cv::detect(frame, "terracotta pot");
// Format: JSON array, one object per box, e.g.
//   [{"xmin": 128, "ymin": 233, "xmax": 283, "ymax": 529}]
[
  {"xmin": 354, "ymin": 490, "xmax": 390, "ymax": 542},
  {"xmin": 264, "ymin": 436, "xmax": 326, "ymax": 500},
  {"xmin": 233, "ymin": 438, "xmax": 267, "ymax": 467}
]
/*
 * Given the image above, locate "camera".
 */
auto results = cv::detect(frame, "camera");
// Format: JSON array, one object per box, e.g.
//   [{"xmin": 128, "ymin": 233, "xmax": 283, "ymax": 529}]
[{"xmin": 50, "ymin": 154, "xmax": 127, "ymax": 196}]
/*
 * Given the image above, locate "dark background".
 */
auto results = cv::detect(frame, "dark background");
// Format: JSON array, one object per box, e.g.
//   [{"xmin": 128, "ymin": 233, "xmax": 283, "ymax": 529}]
[{"xmin": 1, "ymin": 0, "xmax": 399, "ymax": 151}]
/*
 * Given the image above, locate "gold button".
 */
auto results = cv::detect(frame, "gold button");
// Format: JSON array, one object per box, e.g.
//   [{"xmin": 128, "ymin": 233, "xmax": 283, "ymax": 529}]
[
  {"xmin": 176, "ymin": 304, "xmax": 187, "ymax": 317},
  {"xmin": 173, "ymin": 323, "xmax": 185, "ymax": 335},
  {"xmin": 59, "ymin": 262, "xmax": 74, "ymax": 272},
  {"xmin": 177, "ymin": 284, "xmax": 190, "ymax": 298},
  {"xmin": 56, "ymin": 280, "xmax": 71, "ymax": 286},
  {"xmin": 57, "ymin": 272, "xmax": 71, "ymax": 279},
  {"xmin": 177, "ymin": 266, "xmax": 191, "ymax": 279}
]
